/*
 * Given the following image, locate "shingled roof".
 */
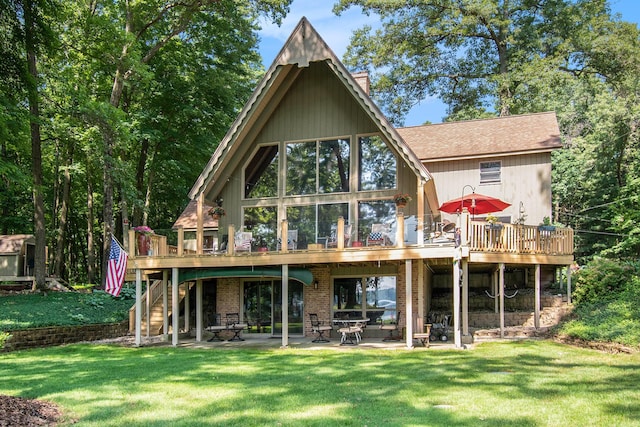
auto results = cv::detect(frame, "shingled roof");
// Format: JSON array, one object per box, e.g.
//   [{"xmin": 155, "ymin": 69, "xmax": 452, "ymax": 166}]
[
  {"xmin": 397, "ymin": 112, "xmax": 562, "ymax": 162},
  {"xmin": 172, "ymin": 200, "xmax": 218, "ymax": 230}
]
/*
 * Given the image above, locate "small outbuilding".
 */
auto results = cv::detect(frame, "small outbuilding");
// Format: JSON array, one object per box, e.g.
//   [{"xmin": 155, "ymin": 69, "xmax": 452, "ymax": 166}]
[{"xmin": 0, "ymin": 235, "xmax": 36, "ymax": 278}]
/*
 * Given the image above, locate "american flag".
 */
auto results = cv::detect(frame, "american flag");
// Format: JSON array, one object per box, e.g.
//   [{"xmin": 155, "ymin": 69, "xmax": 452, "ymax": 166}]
[{"xmin": 105, "ymin": 235, "xmax": 128, "ymax": 297}]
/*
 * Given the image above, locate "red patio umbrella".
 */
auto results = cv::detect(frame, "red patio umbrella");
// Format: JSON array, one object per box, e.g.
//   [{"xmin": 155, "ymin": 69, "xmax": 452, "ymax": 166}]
[{"xmin": 439, "ymin": 192, "xmax": 511, "ymax": 216}]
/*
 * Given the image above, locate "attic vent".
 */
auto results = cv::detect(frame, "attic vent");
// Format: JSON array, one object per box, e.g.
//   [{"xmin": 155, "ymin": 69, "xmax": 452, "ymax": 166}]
[{"xmin": 351, "ymin": 71, "xmax": 370, "ymax": 95}]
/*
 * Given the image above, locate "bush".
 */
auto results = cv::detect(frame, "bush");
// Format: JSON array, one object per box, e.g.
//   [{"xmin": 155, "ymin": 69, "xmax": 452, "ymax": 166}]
[{"xmin": 572, "ymin": 257, "xmax": 638, "ymax": 304}]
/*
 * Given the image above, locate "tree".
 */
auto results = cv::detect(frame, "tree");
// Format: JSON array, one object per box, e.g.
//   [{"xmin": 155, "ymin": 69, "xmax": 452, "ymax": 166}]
[{"xmin": 334, "ymin": 0, "xmax": 609, "ymax": 125}]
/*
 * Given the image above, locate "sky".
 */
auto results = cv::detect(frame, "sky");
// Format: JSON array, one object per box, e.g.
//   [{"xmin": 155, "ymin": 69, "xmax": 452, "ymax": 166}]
[{"xmin": 258, "ymin": 0, "xmax": 640, "ymax": 127}]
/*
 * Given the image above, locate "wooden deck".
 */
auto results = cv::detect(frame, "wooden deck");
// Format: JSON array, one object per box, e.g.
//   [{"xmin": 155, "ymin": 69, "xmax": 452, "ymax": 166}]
[{"xmin": 125, "ymin": 220, "xmax": 573, "ymax": 272}]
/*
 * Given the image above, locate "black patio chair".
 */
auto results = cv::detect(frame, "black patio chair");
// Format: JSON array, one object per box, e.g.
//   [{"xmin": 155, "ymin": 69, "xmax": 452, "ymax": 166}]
[
  {"xmin": 226, "ymin": 313, "xmax": 248, "ymax": 341},
  {"xmin": 205, "ymin": 313, "xmax": 226, "ymax": 342},
  {"xmin": 309, "ymin": 313, "xmax": 332, "ymax": 343}
]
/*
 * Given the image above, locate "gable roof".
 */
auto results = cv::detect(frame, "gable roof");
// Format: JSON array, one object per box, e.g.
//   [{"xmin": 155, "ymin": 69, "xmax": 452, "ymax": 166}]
[
  {"xmin": 397, "ymin": 112, "xmax": 562, "ymax": 162},
  {"xmin": 188, "ymin": 17, "xmax": 435, "ymax": 206},
  {"xmin": 172, "ymin": 200, "xmax": 218, "ymax": 230}
]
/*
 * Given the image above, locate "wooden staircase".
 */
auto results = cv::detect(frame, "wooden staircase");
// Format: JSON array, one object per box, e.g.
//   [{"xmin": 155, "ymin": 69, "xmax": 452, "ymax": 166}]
[{"xmin": 128, "ymin": 280, "xmax": 189, "ymax": 335}]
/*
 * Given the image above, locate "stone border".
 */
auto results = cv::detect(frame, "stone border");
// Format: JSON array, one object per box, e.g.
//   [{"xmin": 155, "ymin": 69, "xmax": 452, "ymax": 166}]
[{"xmin": 2, "ymin": 321, "xmax": 129, "ymax": 352}]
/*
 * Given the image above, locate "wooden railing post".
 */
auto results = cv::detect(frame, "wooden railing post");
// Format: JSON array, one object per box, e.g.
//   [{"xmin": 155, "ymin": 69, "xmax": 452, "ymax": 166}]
[
  {"xmin": 396, "ymin": 213, "xmax": 405, "ymax": 248},
  {"xmin": 177, "ymin": 225, "xmax": 184, "ymax": 256},
  {"xmin": 337, "ymin": 216, "xmax": 345, "ymax": 250},
  {"xmin": 281, "ymin": 219, "xmax": 289, "ymax": 253},
  {"xmin": 228, "ymin": 224, "xmax": 235, "ymax": 255}
]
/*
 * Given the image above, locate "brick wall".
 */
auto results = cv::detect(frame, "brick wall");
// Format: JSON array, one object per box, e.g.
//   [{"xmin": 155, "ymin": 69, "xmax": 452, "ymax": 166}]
[{"xmin": 2, "ymin": 321, "xmax": 129, "ymax": 352}]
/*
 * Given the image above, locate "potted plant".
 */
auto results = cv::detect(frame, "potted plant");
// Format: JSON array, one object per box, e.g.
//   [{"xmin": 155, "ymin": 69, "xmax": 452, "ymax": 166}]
[
  {"xmin": 538, "ymin": 216, "xmax": 556, "ymax": 232},
  {"xmin": 208, "ymin": 205, "xmax": 225, "ymax": 220},
  {"xmin": 485, "ymin": 213, "xmax": 502, "ymax": 230},
  {"xmin": 133, "ymin": 225, "xmax": 154, "ymax": 255},
  {"xmin": 393, "ymin": 193, "xmax": 412, "ymax": 208}
]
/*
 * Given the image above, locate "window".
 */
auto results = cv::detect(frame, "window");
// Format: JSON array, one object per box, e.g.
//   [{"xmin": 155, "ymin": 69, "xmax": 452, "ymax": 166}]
[
  {"xmin": 245, "ymin": 145, "xmax": 278, "ymax": 198},
  {"xmin": 359, "ymin": 135, "xmax": 396, "ymax": 190},
  {"xmin": 480, "ymin": 161, "xmax": 501, "ymax": 184},
  {"xmin": 286, "ymin": 138, "xmax": 350, "ymax": 196},
  {"xmin": 357, "ymin": 200, "xmax": 396, "ymax": 241},
  {"xmin": 286, "ymin": 203, "xmax": 349, "ymax": 249},
  {"xmin": 243, "ymin": 207, "xmax": 277, "ymax": 250},
  {"xmin": 333, "ymin": 276, "xmax": 397, "ymax": 325}
]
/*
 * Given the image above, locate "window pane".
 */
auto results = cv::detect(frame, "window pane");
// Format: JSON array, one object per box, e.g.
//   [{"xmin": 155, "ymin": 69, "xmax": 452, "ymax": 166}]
[
  {"xmin": 286, "ymin": 205, "xmax": 315, "ymax": 249},
  {"xmin": 480, "ymin": 161, "xmax": 501, "ymax": 184},
  {"xmin": 245, "ymin": 145, "xmax": 278, "ymax": 198},
  {"xmin": 359, "ymin": 135, "xmax": 396, "ymax": 190},
  {"xmin": 366, "ymin": 276, "xmax": 397, "ymax": 325},
  {"xmin": 357, "ymin": 200, "xmax": 396, "ymax": 241},
  {"xmin": 317, "ymin": 203, "xmax": 349, "ymax": 239},
  {"xmin": 333, "ymin": 278, "xmax": 363, "ymax": 319},
  {"xmin": 244, "ymin": 207, "xmax": 277, "ymax": 250},
  {"xmin": 286, "ymin": 142, "xmax": 316, "ymax": 195},
  {"xmin": 319, "ymin": 138, "xmax": 350, "ymax": 193}
]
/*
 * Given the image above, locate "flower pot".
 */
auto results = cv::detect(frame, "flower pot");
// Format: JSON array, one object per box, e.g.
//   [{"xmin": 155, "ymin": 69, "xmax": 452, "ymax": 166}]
[
  {"xmin": 486, "ymin": 223, "xmax": 503, "ymax": 230},
  {"xmin": 538, "ymin": 225, "xmax": 556, "ymax": 232},
  {"xmin": 137, "ymin": 233, "xmax": 150, "ymax": 256},
  {"xmin": 396, "ymin": 202, "xmax": 407, "ymax": 209},
  {"xmin": 211, "ymin": 214, "xmax": 220, "ymax": 220}
]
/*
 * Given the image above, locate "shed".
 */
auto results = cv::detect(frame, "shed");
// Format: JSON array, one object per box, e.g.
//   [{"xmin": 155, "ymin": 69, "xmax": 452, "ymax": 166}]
[{"xmin": 0, "ymin": 235, "xmax": 35, "ymax": 278}]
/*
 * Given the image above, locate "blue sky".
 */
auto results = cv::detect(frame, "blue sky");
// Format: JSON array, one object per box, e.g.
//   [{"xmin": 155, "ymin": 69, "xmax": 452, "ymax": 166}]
[{"xmin": 258, "ymin": 0, "xmax": 640, "ymax": 126}]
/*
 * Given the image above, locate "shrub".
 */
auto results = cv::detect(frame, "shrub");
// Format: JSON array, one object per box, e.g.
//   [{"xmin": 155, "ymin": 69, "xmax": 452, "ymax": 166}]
[
  {"xmin": 0, "ymin": 331, "xmax": 11, "ymax": 349},
  {"xmin": 572, "ymin": 257, "xmax": 638, "ymax": 304}
]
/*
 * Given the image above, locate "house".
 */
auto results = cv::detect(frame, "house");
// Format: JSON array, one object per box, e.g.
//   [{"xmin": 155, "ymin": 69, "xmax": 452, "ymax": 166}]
[
  {"xmin": 398, "ymin": 112, "xmax": 562, "ymax": 226},
  {"xmin": 127, "ymin": 18, "xmax": 573, "ymax": 348}
]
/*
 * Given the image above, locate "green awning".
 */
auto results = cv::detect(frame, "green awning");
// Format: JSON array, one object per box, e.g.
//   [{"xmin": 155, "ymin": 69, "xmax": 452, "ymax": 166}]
[{"xmin": 178, "ymin": 267, "xmax": 314, "ymax": 286}]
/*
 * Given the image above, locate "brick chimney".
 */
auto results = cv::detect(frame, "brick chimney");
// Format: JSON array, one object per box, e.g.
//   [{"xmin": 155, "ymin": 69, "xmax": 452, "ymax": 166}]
[{"xmin": 351, "ymin": 71, "xmax": 370, "ymax": 95}]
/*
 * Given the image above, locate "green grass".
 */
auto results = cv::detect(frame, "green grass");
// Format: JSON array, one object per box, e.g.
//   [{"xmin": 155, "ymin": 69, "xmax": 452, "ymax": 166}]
[
  {"xmin": 0, "ymin": 291, "xmax": 133, "ymax": 331},
  {"xmin": 1, "ymin": 341, "xmax": 639, "ymax": 426}
]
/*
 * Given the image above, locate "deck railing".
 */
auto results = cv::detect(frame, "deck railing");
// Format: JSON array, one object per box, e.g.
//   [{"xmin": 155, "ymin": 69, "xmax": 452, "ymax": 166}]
[{"xmin": 128, "ymin": 219, "xmax": 574, "ymax": 259}]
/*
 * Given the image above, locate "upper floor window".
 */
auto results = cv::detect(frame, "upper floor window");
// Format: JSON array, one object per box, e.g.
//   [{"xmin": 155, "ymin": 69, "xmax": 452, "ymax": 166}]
[
  {"xmin": 245, "ymin": 144, "xmax": 278, "ymax": 198},
  {"xmin": 359, "ymin": 135, "xmax": 396, "ymax": 191},
  {"xmin": 480, "ymin": 160, "xmax": 501, "ymax": 184},
  {"xmin": 286, "ymin": 138, "xmax": 350, "ymax": 196}
]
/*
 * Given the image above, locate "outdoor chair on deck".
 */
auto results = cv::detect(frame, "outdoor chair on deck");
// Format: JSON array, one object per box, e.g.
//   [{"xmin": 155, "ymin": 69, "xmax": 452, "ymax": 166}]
[
  {"xmin": 205, "ymin": 313, "xmax": 226, "ymax": 342},
  {"xmin": 234, "ymin": 232, "xmax": 252, "ymax": 253},
  {"xmin": 379, "ymin": 310, "xmax": 401, "ymax": 341},
  {"xmin": 277, "ymin": 230, "xmax": 298, "ymax": 250},
  {"xmin": 225, "ymin": 313, "xmax": 248, "ymax": 341},
  {"xmin": 326, "ymin": 224, "xmax": 352, "ymax": 248},
  {"xmin": 309, "ymin": 313, "xmax": 332, "ymax": 343},
  {"xmin": 366, "ymin": 223, "xmax": 390, "ymax": 246}
]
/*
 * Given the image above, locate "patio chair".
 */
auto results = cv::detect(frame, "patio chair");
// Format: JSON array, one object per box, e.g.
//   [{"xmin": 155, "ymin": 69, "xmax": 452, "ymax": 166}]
[
  {"xmin": 225, "ymin": 312, "xmax": 248, "ymax": 341},
  {"xmin": 379, "ymin": 310, "xmax": 401, "ymax": 341},
  {"xmin": 326, "ymin": 224, "xmax": 352, "ymax": 248},
  {"xmin": 337, "ymin": 319, "xmax": 363, "ymax": 345},
  {"xmin": 277, "ymin": 229, "xmax": 298, "ymax": 250},
  {"xmin": 205, "ymin": 313, "xmax": 226, "ymax": 342},
  {"xmin": 234, "ymin": 231, "xmax": 252, "ymax": 253},
  {"xmin": 366, "ymin": 223, "xmax": 390, "ymax": 246},
  {"xmin": 309, "ymin": 313, "xmax": 332, "ymax": 343}
]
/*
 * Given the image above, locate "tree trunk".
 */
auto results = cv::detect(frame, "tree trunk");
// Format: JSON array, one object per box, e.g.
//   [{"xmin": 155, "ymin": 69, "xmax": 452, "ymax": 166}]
[
  {"xmin": 54, "ymin": 144, "xmax": 73, "ymax": 279},
  {"xmin": 87, "ymin": 178, "xmax": 95, "ymax": 284},
  {"xmin": 25, "ymin": 0, "xmax": 47, "ymax": 291}
]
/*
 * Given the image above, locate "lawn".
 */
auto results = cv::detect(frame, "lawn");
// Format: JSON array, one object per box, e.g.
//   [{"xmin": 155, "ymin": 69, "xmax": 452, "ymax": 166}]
[
  {"xmin": 0, "ymin": 290, "xmax": 133, "ymax": 330},
  {"xmin": 1, "ymin": 340, "xmax": 639, "ymax": 426}
]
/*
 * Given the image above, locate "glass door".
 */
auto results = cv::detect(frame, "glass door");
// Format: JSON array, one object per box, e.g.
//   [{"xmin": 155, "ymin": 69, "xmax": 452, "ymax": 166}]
[
  {"xmin": 271, "ymin": 280, "xmax": 305, "ymax": 336},
  {"xmin": 243, "ymin": 280, "xmax": 272, "ymax": 334}
]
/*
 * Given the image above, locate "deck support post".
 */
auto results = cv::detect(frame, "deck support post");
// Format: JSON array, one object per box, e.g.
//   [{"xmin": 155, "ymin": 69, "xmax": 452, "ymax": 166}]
[
  {"xmin": 135, "ymin": 268, "xmax": 142, "ymax": 346},
  {"xmin": 566, "ymin": 264, "xmax": 572, "ymax": 304},
  {"xmin": 172, "ymin": 267, "xmax": 179, "ymax": 347},
  {"xmin": 196, "ymin": 279, "xmax": 203, "ymax": 342},
  {"xmin": 453, "ymin": 259, "xmax": 461, "ymax": 348},
  {"xmin": 535, "ymin": 264, "xmax": 541, "ymax": 329},
  {"xmin": 162, "ymin": 270, "xmax": 169, "ymax": 339},
  {"xmin": 405, "ymin": 259, "xmax": 413, "ymax": 349},
  {"xmin": 499, "ymin": 263, "xmax": 505, "ymax": 338},
  {"xmin": 281, "ymin": 264, "xmax": 289, "ymax": 348}
]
